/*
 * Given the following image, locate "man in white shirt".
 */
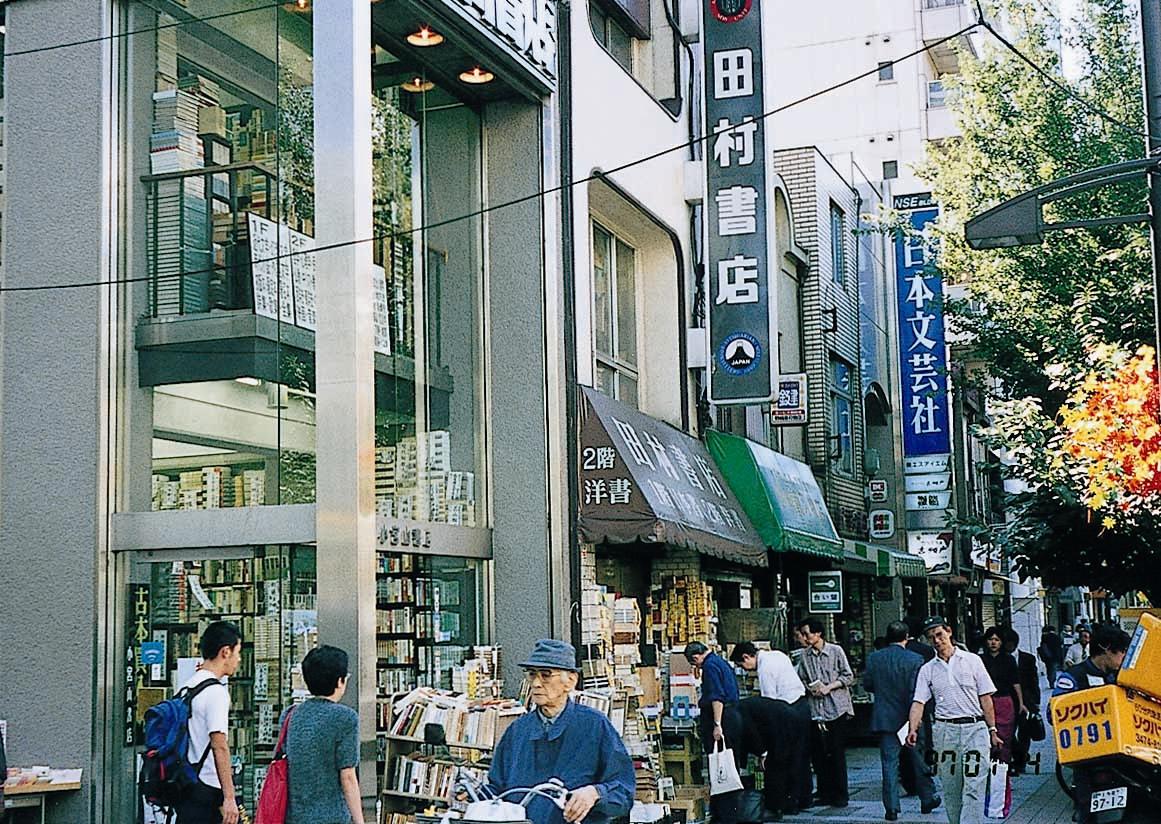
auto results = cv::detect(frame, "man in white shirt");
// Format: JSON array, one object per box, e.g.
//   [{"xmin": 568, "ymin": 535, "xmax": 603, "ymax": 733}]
[
  {"xmin": 177, "ymin": 621, "xmax": 242, "ymax": 824},
  {"xmin": 1064, "ymin": 626, "xmax": 1091, "ymax": 667},
  {"xmin": 906, "ymin": 617, "xmax": 1002, "ymax": 824},
  {"xmin": 730, "ymin": 641, "xmax": 813, "ymax": 814}
]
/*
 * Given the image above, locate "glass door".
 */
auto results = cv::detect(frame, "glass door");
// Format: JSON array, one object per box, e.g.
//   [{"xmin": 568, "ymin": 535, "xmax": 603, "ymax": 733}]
[{"xmin": 124, "ymin": 545, "xmax": 317, "ymax": 820}]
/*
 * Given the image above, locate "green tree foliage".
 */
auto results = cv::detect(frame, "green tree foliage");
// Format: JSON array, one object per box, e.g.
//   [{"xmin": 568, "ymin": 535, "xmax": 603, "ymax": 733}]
[{"xmin": 919, "ymin": 0, "xmax": 1159, "ymax": 600}]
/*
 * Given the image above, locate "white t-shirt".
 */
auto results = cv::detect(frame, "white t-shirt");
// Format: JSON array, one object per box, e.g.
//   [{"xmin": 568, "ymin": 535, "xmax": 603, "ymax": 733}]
[
  {"xmin": 181, "ymin": 670, "xmax": 230, "ymax": 788},
  {"xmin": 914, "ymin": 648, "xmax": 996, "ymax": 721},
  {"xmin": 756, "ymin": 650, "xmax": 806, "ymax": 703}
]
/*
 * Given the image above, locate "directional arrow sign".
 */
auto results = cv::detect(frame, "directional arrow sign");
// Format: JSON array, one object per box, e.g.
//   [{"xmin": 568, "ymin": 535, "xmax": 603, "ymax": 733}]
[{"xmin": 808, "ymin": 571, "xmax": 844, "ymax": 613}]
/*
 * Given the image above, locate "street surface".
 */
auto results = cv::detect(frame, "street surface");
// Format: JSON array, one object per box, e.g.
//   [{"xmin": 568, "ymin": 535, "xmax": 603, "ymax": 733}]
[{"xmin": 779, "ymin": 739, "xmax": 1072, "ymax": 823}]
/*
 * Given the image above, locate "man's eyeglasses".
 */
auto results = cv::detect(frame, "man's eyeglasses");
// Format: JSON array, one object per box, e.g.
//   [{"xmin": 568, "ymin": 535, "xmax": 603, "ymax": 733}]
[{"xmin": 524, "ymin": 668, "xmax": 562, "ymax": 683}]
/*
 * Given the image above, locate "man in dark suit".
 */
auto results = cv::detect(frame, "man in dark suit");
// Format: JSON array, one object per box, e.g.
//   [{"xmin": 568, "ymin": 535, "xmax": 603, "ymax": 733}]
[
  {"xmin": 864, "ymin": 621, "xmax": 940, "ymax": 821},
  {"xmin": 1005, "ymin": 628, "xmax": 1042, "ymax": 775},
  {"xmin": 736, "ymin": 695, "xmax": 809, "ymax": 821}
]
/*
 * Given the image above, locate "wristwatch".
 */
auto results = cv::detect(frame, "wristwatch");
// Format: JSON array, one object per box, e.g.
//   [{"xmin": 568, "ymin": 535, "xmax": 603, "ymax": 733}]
[{"xmin": 988, "ymin": 726, "xmax": 998, "ymax": 732}]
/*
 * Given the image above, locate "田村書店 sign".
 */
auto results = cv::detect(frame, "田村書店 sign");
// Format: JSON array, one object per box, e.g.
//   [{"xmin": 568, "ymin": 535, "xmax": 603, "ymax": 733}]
[
  {"xmin": 895, "ymin": 199, "xmax": 950, "ymax": 457},
  {"xmin": 704, "ymin": 0, "xmax": 775, "ymax": 404}
]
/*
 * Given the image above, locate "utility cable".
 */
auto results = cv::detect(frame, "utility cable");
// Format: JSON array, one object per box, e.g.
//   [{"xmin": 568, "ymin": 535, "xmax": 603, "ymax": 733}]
[
  {"xmin": 0, "ymin": 23, "xmax": 981, "ymax": 295},
  {"xmin": 3, "ymin": 2, "xmax": 287, "ymax": 59}
]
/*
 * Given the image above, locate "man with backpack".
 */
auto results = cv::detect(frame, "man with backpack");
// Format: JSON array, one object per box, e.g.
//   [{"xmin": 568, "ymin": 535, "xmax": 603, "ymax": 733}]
[{"xmin": 178, "ymin": 621, "xmax": 242, "ymax": 824}]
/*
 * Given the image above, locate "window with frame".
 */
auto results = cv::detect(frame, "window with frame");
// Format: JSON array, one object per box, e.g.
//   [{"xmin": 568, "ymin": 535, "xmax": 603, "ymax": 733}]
[
  {"xmin": 882, "ymin": 160, "xmax": 899, "ymax": 180},
  {"xmin": 592, "ymin": 222, "xmax": 639, "ymax": 406},
  {"xmin": 877, "ymin": 61, "xmax": 894, "ymax": 82},
  {"xmin": 589, "ymin": 3, "xmax": 634, "ymax": 74},
  {"xmin": 830, "ymin": 202, "xmax": 846, "ymax": 285},
  {"xmin": 831, "ymin": 358, "xmax": 854, "ymax": 475}
]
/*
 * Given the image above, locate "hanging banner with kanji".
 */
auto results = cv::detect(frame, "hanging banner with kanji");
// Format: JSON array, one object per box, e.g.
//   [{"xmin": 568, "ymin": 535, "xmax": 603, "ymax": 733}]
[
  {"xmin": 577, "ymin": 387, "xmax": 766, "ymax": 566},
  {"xmin": 704, "ymin": 0, "xmax": 775, "ymax": 404},
  {"xmin": 894, "ymin": 199, "xmax": 951, "ymax": 457}
]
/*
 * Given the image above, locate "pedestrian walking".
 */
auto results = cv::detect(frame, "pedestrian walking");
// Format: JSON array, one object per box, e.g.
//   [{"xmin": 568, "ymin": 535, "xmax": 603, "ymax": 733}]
[
  {"xmin": 980, "ymin": 626, "xmax": 1024, "ymax": 764},
  {"xmin": 864, "ymin": 621, "xmax": 941, "ymax": 822},
  {"xmin": 795, "ymin": 618, "xmax": 855, "ymax": 808},
  {"xmin": 1003, "ymin": 628, "xmax": 1041, "ymax": 775},
  {"xmin": 900, "ymin": 616, "xmax": 936, "ymax": 798},
  {"xmin": 178, "ymin": 621, "xmax": 242, "ymax": 824},
  {"xmin": 907, "ymin": 616, "xmax": 1002, "ymax": 824},
  {"xmin": 281, "ymin": 645, "xmax": 365, "ymax": 824},
  {"xmin": 729, "ymin": 642, "xmax": 811, "ymax": 814},
  {"xmin": 684, "ymin": 641, "xmax": 743, "ymax": 824},
  {"xmin": 489, "ymin": 639, "xmax": 634, "ymax": 824},
  {"xmin": 1037, "ymin": 626, "xmax": 1063, "ymax": 685},
  {"xmin": 1064, "ymin": 626, "xmax": 1091, "ymax": 667}
]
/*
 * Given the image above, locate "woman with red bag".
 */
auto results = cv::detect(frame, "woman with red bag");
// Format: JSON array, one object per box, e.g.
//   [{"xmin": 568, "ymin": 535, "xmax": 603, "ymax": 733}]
[{"xmin": 261, "ymin": 646, "xmax": 365, "ymax": 824}]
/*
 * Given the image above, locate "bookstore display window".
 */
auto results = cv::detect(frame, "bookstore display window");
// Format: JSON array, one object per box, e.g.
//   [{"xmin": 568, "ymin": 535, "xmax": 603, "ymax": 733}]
[
  {"xmin": 125, "ymin": 1, "xmax": 320, "ymax": 508},
  {"xmin": 371, "ymin": 82, "xmax": 487, "ymax": 528},
  {"xmin": 125, "ymin": 546, "xmax": 317, "ymax": 812}
]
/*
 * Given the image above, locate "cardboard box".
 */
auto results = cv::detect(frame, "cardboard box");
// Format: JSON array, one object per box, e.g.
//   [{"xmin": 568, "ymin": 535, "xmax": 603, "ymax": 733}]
[
  {"xmin": 639, "ymin": 666, "xmax": 662, "ymax": 706},
  {"xmin": 667, "ymin": 797, "xmax": 705, "ymax": 822},
  {"xmin": 1049, "ymin": 683, "xmax": 1161, "ymax": 765},
  {"xmin": 1120, "ymin": 612, "xmax": 1161, "ymax": 700}
]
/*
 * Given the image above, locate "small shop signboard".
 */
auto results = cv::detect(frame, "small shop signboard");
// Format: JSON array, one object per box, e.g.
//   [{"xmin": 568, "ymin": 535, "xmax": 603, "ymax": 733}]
[
  {"xmin": 868, "ymin": 479, "xmax": 888, "ymax": 502},
  {"xmin": 903, "ymin": 454, "xmax": 950, "ymax": 475},
  {"xmin": 771, "ymin": 373, "xmax": 808, "ymax": 425},
  {"xmin": 904, "ymin": 473, "xmax": 951, "ymax": 493},
  {"xmin": 868, "ymin": 509, "xmax": 895, "ymax": 540},
  {"xmin": 907, "ymin": 531, "xmax": 953, "ymax": 574},
  {"xmin": 905, "ymin": 490, "xmax": 952, "ymax": 511},
  {"xmin": 808, "ymin": 570, "xmax": 843, "ymax": 613}
]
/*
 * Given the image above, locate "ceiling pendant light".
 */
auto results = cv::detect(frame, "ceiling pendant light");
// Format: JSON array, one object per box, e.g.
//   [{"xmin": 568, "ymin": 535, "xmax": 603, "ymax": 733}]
[
  {"xmin": 459, "ymin": 66, "xmax": 494, "ymax": 84},
  {"xmin": 402, "ymin": 77, "xmax": 435, "ymax": 93},
  {"xmin": 407, "ymin": 26, "xmax": 444, "ymax": 47}
]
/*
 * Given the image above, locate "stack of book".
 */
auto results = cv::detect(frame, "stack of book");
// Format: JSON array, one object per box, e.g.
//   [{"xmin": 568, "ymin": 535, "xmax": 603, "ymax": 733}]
[
  {"xmin": 390, "ymin": 754, "xmax": 487, "ymax": 800},
  {"xmin": 389, "ymin": 688, "xmax": 525, "ymax": 750}
]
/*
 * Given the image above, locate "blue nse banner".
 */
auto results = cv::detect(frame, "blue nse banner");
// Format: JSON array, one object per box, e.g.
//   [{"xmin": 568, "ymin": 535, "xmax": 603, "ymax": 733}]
[{"xmin": 895, "ymin": 204, "xmax": 951, "ymax": 457}]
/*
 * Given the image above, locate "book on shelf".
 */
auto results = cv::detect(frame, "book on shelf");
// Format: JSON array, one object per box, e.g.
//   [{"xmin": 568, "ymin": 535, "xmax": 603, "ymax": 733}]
[
  {"xmin": 390, "ymin": 754, "xmax": 487, "ymax": 801},
  {"xmin": 388, "ymin": 687, "xmax": 525, "ymax": 750}
]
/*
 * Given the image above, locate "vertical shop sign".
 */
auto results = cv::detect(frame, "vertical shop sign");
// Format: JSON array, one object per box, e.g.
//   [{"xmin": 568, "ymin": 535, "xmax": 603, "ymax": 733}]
[
  {"xmin": 705, "ymin": 0, "xmax": 774, "ymax": 404},
  {"xmin": 127, "ymin": 583, "xmax": 151, "ymax": 745},
  {"xmin": 808, "ymin": 571, "xmax": 843, "ymax": 613},
  {"xmin": 894, "ymin": 197, "xmax": 950, "ymax": 456}
]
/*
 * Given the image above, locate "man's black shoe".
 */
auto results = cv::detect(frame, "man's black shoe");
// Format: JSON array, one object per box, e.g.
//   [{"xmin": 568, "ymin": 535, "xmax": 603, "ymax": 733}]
[
  {"xmin": 921, "ymin": 796, "xmax": 943, "ymax": 814},
  {"xmin": 831, "ymin": 800, "xmax": 849, "ymax": 808},
  {"xmin": 885, "ymin": 812, "xmax": 899, "ymax": 822}
]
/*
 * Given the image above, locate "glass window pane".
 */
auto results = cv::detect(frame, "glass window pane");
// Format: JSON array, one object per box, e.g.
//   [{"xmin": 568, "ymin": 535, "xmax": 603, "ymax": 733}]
[
  {"xmin": 615, "ymin": 238, "xmax": 637, "ymax": 367},
  {"xmin": 607, "ymin": 19, "xmax": 634, "ymax": 73},
  {"xmin": 593, "ymin": 225, "xmax": 613, "ymax": 357},
  {"xmin": 831, "ymin": 204, "xmax": 845, "ymax": 285},
  {"xmin": 588, "ymin": 2, "xmax": 610, "ymax": 47},
  {"xmin": 618, "ymin": 372, "xmax": 639, "ymax": 408},
  {"xmin": 595, "ymin": 362, "xmax": 616, "ymax": 398}
]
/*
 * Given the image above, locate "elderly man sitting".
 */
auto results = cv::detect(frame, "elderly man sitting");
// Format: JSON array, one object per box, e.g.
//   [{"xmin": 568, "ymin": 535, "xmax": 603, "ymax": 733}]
[{"xmin": 488, "ymin": 639, "xmax": 635, "ymax": 824}]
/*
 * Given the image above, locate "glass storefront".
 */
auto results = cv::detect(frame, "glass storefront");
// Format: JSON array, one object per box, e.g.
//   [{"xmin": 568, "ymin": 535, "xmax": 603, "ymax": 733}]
[{"xmin": 123, "ymin": 1, "xmax": 487, "ymax": 521}]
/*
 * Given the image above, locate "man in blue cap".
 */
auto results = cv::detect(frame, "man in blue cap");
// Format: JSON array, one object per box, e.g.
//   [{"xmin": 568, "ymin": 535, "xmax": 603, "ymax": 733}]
[{"xmin": 488, "ymin": 639, "xmax": 634, "ymax": 824}]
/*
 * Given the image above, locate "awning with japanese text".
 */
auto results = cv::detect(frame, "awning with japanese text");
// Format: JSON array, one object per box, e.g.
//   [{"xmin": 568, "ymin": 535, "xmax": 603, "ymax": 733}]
[
  {"xmin": 578, "ymin": 387, "xmax": 767, "ymax": 568},
  {"xmin": 706, "ymin": 429, "xmax": 843, "ymax": 560}
]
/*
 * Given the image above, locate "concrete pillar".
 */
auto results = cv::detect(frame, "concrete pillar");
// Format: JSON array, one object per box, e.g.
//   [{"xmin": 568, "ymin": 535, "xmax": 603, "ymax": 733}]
[{"xmin": 312, "ymin": 0, "xmax": 377, "ymax": 810}]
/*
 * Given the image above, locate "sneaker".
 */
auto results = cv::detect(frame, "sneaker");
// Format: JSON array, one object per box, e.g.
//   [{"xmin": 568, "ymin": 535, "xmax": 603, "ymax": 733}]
[{"xmin": 921, "ymin": 796, "xmax": 942, "ymax": 814}]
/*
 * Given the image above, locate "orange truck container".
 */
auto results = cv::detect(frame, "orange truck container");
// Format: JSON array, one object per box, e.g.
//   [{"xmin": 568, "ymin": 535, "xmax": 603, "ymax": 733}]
[
  {"xmin": 1049, "ymin": 684, "xmax": 1161, "ymax": 766},
  {"xmin": 1120, "ymin": 612, "xmax": 1161, "ymax": 700}
]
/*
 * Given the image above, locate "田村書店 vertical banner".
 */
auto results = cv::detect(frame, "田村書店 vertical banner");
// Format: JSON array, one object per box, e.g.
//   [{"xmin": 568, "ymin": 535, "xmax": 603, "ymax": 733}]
[{"xmin": 704, "ymin": 0, "xmax": 775, "ymax": 404}]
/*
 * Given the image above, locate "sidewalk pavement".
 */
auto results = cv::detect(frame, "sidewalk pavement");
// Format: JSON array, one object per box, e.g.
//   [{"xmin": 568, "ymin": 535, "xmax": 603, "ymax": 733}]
[{"xmin": 778, "ymin": 737, "xmax": 1074, "ymax": 823}]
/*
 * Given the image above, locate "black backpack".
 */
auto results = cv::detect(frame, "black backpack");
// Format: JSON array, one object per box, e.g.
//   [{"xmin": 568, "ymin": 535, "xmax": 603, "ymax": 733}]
[{"xmin": 139, "ymin": 679, "xmax": 225, "ymax": 818}]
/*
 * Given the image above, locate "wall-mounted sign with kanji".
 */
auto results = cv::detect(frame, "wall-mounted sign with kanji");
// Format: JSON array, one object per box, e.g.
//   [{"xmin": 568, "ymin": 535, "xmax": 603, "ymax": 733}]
[
  {"xmin": 770, "ymin": 372, "xmax": 808, "ymax": 425},
  {"xmin": 577, "ymin": 387, "xmax": 766, "ymax": 566},
  {"xmin": 704, "ymin": 0, "xmax": 775, "ymax": 404}
]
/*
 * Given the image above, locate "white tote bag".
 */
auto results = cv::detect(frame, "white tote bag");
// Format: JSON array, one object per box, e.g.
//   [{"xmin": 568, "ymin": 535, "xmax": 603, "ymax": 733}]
[
  {"xmin": 985, "ymin": 760, "xmax": 1011, "ymax": 819},
  {"xmin": 708, "ymin": 739, "xmax": 744, "ymax": 796}
]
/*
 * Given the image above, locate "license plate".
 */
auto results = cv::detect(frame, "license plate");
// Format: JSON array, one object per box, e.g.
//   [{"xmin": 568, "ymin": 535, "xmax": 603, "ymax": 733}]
[{"xmin": 1090, "ymin": 787, "xmax": 1128, "ymax": 813}]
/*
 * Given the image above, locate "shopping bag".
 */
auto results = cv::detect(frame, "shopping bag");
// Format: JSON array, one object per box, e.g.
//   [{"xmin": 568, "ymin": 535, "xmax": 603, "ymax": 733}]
[
  {"xmin": 254, "ymin": 707, "xmax": 295, "ymax": 824},
  {"xmin": 984, "ymin": 760, "xmax": 1012, "ymax": 819},
  {"xmin": 708, "ymin": 740, "xmax": 744, "ymax": 796},
  {"xmin": 737, "ymin": 789, "xmax": 766, "ymax": 823},
  {"xmin": 1020, "ymin": 712, "xmax": 1046, "ymax": 743}
]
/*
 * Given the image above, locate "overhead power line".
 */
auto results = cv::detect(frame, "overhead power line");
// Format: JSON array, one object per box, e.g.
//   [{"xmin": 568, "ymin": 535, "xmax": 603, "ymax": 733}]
[{"xmin": 0, "ymin": 23, "xmax": 980, "ymax": 295}]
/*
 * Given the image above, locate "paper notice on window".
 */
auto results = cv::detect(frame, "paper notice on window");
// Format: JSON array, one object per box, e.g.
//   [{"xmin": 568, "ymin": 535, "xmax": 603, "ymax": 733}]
[
  {"xmin": 897, "ymin": 721, "xmax": 910, "ymax": 746},
  {"xmin": 187, "ymin": 574, "xmax": 214, "ymax": 610}
]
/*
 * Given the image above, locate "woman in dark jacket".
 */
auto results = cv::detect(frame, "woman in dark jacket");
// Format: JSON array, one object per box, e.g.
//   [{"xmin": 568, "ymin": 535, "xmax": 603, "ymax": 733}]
[{"xmin": 980, "ymin": 627, "xmax": 1025, "ymax": 763}]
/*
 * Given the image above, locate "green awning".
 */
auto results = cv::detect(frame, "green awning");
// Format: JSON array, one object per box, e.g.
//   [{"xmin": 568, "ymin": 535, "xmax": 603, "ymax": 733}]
[
  {"xmin": 706, "ymin": 430, "xmax": 843, "ymax": 560},
  {"xmin": 842, "ymin": 541, "xmax": 879, "ymax": 575},
  {"xmin": 876, "ymin": 544, "xmax": 928, "ymax": 579}
]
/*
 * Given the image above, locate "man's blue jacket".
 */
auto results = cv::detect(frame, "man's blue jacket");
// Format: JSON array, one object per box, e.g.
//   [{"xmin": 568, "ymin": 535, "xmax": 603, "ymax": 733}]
[{"xmin": 487, "ymin": 700, "xmax": 635, "ymax": 824}]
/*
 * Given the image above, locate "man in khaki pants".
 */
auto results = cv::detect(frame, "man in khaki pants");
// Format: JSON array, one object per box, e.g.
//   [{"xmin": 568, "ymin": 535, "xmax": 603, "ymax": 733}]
[{"xmin": 907, "ymin": 617, "xmax": 1003, "ymax": 824}]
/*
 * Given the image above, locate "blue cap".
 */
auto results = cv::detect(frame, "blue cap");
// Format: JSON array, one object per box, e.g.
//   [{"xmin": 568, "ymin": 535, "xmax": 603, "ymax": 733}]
[{"xmin": 519, "ymin": 639, "xmax": 580, "ymax": 672}]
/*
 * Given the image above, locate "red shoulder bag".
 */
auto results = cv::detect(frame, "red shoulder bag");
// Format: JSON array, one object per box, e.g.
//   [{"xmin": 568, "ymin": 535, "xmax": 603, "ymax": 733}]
[{"xmin": 254, "ymin": 706, "xmax": 295, "ymax": 824}]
